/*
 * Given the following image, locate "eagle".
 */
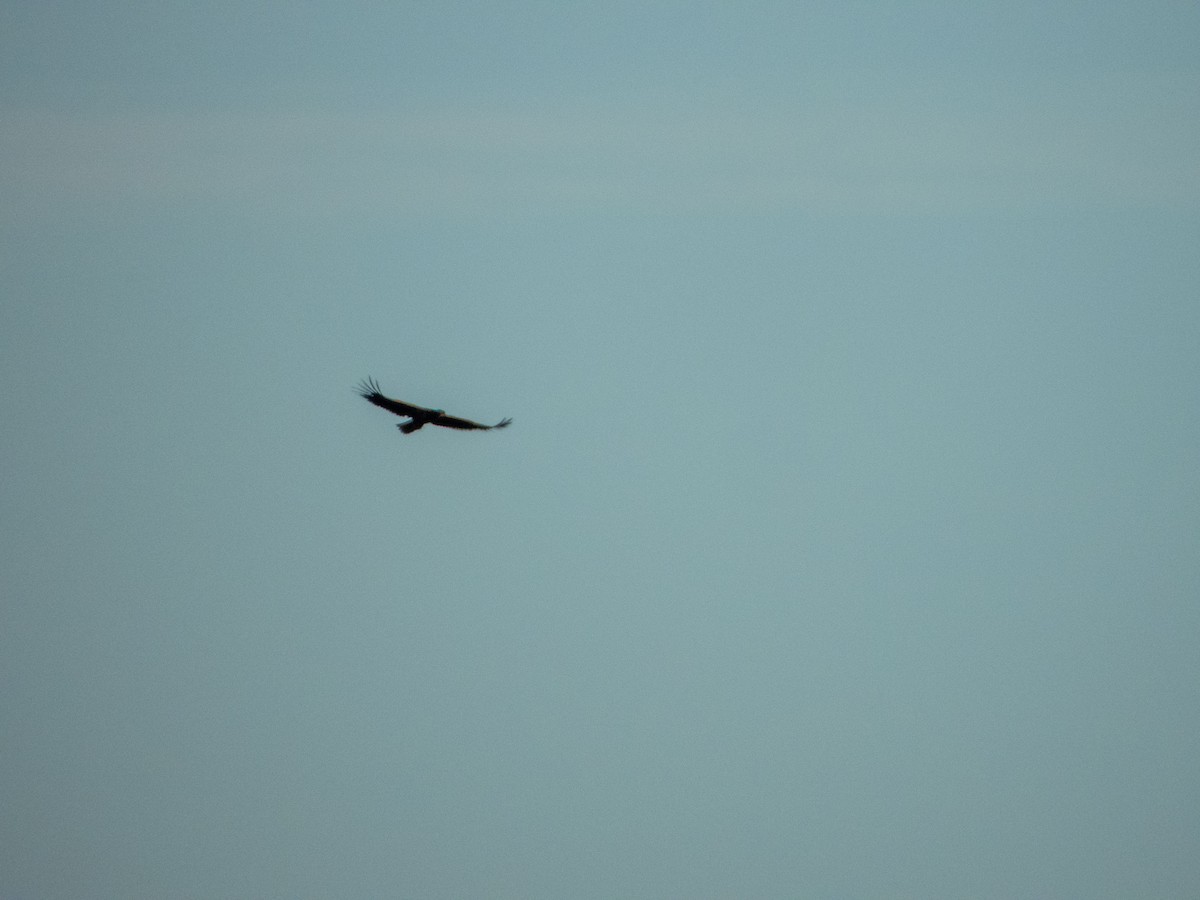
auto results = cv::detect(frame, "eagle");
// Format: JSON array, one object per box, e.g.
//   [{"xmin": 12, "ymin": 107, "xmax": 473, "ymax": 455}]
[{"xmin": 355, "ymin": 377, "xmax": 512, "ymax": 434}]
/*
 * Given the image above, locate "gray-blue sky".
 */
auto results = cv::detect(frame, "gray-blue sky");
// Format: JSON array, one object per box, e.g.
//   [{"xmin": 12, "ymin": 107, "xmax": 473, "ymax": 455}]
[{"xmin": 3, "ymin": 4, "xmax": 1199, "ymax": 898}]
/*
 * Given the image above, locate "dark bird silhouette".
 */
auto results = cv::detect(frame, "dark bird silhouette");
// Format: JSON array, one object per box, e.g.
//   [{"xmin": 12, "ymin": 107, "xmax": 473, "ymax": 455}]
[{"xmin": 355, "ymin": 377, "xmax": 512, "ymax": 434}]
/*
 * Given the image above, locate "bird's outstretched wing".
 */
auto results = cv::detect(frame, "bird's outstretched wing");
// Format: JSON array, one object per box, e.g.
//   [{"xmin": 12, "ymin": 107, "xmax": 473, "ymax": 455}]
[
  {"xmin": 354, "ymin": 377, "xmax": 431, "ymax": 418},
  {"xmin": 435, "ymin": 414, "xmax": 513, "ymax": 431}
]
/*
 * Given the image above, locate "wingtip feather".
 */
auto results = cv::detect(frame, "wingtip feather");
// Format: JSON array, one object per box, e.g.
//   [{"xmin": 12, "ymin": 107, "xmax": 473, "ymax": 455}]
[{"xmin": 354, "ymin": 376, "xmax": 380, "ymax": 398}]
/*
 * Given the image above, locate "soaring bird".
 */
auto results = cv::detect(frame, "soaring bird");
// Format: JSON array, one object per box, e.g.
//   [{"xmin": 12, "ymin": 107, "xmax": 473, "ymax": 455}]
[{"xmin": 355, "ymin": 377, "xmax": 512, "ymax": 434}]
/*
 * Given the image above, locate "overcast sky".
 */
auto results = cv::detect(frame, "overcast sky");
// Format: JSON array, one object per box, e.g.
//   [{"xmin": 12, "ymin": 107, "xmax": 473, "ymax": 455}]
[{"xmin": 3, "ymin": 3, "xmax": 1199, "ymax": 898}]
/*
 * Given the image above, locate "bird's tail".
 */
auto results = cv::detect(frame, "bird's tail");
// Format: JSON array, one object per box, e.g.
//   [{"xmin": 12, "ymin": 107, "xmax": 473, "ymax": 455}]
[{"xmin": 398, "ymin": 420, "xmax": 424, "ymax": 434}]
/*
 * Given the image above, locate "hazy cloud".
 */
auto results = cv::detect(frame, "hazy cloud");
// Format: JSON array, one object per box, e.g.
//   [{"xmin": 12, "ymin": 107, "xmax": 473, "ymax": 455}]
[{"xmin": 4, "ymin": 74, "xmax": 1197, "ymax": 223}]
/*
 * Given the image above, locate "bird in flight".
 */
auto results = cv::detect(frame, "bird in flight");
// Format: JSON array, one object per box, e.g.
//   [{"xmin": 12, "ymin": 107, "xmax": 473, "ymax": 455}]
[{"xmin": 355, "ymin": 377, "xmax": 512, "ymax": 434}]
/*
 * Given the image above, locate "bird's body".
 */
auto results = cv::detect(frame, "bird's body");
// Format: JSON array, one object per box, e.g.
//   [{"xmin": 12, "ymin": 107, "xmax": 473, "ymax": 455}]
[{"xmin": 355, "ymin": 377, "xmax": 512, "ymax": 434}]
